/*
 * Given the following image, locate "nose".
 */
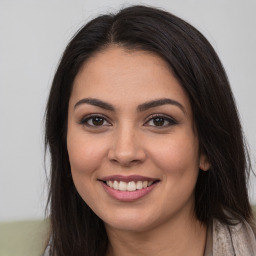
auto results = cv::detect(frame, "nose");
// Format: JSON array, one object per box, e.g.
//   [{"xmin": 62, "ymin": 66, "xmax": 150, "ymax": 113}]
[{"xmin": 107, "ymin": 125, "xmax": 146, "ymax": 167}]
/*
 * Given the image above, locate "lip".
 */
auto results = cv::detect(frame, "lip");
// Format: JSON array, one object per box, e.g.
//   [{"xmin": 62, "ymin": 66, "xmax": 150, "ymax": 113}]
[
  {"xmin": 99, "ymin": 175, "xmax": 157, "ymax": 182},
  {"xmin": 101, "ymin": 182, "xmax": 158, "ymax": 201},
  {"xmin": 99, "ymin": 175, "xmax": 160, "ymax": 202}
]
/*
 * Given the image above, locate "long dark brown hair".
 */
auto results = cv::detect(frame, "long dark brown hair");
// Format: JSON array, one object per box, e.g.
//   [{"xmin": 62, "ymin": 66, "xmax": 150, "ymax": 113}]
[{"xmin": 45, "ymin": 5, "xmax": 255, "ymax": 255}]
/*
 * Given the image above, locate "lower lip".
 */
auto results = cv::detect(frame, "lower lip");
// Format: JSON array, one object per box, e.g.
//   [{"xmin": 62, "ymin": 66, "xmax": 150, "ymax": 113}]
[{"xmin": 101, "ymin": 182, "xmax": 158, "ymax": 202}]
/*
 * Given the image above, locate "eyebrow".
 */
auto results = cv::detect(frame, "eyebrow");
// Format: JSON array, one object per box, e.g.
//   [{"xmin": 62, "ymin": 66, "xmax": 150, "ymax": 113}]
[
  {"xmin": 74, "ymin": 97, "xmax": 185, "ymax": 113},
  {"xmin": 74, "ymin": 98, "xmax": 115, "ymax": 111},
  {"xmin": 137, "ymin": 98, "xmax": 185, "ymax": 113}
]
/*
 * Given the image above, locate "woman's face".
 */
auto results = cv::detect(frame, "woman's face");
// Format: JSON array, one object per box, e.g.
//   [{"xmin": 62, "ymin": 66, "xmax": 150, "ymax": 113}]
[{"xmin": 67, "ymin": 46, "xmax": 209, "ymax": 232}]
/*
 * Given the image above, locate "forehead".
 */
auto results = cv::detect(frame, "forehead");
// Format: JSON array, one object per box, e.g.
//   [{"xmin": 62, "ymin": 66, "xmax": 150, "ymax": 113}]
[{"xmin": 70, "ymin": 46, "xmax": 192, "ymax": 115}]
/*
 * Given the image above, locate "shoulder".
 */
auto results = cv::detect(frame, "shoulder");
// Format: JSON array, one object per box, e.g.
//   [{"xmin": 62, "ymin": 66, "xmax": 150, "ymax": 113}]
[{"xmin": 212, "ymin": 218, "xmax": 256, "ymax": 256}]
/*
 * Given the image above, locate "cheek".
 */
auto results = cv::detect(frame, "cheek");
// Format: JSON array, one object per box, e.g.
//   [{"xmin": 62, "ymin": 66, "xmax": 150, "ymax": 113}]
[
  {"xmin": 150, "ymin": 135, "xmax": 200, "ymax": 211},
  {"xmin": 149, "ymin": 133, "xmax": 199, "ymax": 177},
  {"xmin": 67, "ymin": 130, "xmax": 106, "ymax": 173},
  {"xmin": 67, "ymin": 131, "xmax": 107, "ymax": 206}
]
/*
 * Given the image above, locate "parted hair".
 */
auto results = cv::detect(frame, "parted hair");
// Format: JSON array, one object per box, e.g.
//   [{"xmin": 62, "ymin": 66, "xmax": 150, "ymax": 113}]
[{"xmin": 45, "ymin": 5, "xmax": 254, "ymax": 255}]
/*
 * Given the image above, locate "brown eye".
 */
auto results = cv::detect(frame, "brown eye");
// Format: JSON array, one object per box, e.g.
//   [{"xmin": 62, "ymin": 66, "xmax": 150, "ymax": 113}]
[
  {"xmin": 145, "ymin": 115, "xmax": 177, "ymax": 128},
  {"xmin": 79, "ymin": 115, "xmax": 111, "ymax": 127},
  {"xmin": 92, "ymin": 117, "xmax": 104, "ymax": 126},
  {"xmin": 152, "ymin": 117, "xmax": 165, "ymax": 126}
]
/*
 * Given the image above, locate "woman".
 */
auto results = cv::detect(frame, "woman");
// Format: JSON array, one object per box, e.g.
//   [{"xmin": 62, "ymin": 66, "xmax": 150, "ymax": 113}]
[{"xmin": 44, "ymin": 5, "xmax": 256, "ymax": 256}]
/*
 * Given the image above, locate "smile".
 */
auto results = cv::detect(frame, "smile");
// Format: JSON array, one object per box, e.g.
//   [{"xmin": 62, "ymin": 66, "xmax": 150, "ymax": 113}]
[
  {"xmin": 106, "ymin": 180, "xmax": 153, "ymax": 191},
  {"xmin": 99, "ymin": 175, "xmax": 160, "ymax": 201}
]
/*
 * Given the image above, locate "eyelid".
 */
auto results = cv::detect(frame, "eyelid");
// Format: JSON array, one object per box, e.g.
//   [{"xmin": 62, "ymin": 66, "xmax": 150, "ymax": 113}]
[
  {"xmin": 79, "ymin": 113, "xmax": 112, "ymax": 127},
  {"xmin": 144, "ymin": 113, "xmax": 177, "ymax": 127}
]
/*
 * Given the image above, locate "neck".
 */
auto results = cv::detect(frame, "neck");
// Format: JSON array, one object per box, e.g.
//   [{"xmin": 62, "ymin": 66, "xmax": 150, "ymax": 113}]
[{"xmin": 105, "ymin": 211, "xmax": 207, "ymax": 256}]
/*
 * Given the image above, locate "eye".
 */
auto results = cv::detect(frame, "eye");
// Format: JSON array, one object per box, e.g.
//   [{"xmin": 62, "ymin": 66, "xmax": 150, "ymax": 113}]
[
  {"xmin": 79, "ymin": 114, "xmax": 111, "ymax": 127},
  {"xmin": 145, "ymin": 114, "xmax": 177, "ymax": 127}
]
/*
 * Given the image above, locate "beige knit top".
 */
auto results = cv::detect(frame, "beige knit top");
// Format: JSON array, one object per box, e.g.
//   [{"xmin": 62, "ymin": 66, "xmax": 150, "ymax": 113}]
[{"xmin": 204, "ymin": 218, "xmax": 256, "ymax": 256}]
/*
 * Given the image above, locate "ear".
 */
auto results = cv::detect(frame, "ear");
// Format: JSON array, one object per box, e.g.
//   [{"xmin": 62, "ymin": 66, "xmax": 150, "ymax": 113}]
[{"xmin": 199, "ymin": 153, "xmax": 211, "ymax": 171}]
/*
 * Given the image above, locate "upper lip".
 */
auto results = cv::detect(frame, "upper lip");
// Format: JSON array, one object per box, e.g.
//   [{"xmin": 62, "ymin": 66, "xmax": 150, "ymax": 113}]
[{"xmin": 99, "ymin": 175, "xmax": 159, "ymax": 182}]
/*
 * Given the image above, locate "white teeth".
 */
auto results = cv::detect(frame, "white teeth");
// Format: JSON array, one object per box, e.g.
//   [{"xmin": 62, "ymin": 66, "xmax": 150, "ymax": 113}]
[
  {"xmin": 106, "ymin": 180, "xmax": 113, "ymax": 187},
  {"xmin": 105, "ymin": 180, "xmax": 155, "ymax": 191},
  {"xmin": 127, "ymin": 181, "xmax": 136, "ymax": 191},
  {"xmin": 148, "ymin": 181, "xmax": 153, "ymax": 186},
  {"xmin": 119, "ymin": 181, "xmax": 127, "ymax": 191},
  {"xmin": 136, "ymin": 181, "xmax": 143, "ymax": 190},
  {"xmin": 113, "ymin": 180, "xmax": 119, "ymax": 190}
]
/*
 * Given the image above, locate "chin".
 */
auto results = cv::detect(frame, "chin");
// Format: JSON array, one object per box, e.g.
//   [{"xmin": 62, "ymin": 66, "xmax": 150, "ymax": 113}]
[
  {"xmin": 105, "ymin": 219, "xmax": 154, "ymax": 233},
  {"xmin": 101, "ymin": 208, "xmax": 162, "ymax": 233}
]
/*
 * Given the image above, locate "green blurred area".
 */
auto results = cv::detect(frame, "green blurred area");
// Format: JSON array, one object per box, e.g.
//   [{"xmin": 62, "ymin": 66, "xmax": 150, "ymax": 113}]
[
  {"xmin": 0, "ymin": 206, "xmax": 255, "ymax": 256},
  {"xmin": 0, "ymin": 219, "xmax": 49, "ymax": 256}
]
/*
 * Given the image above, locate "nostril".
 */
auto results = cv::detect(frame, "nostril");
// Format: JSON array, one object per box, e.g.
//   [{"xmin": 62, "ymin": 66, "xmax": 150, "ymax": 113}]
[
  {"xmin": 110, "ymin": 159, "xmax": 136, "ymax": 167},
  {"xmin": 110, "ymin": 159, "xmax": 119, "ymax": 164},
  {"xmin": 107, "ymin": 141, "xmax": 147, "ymax": 167}
]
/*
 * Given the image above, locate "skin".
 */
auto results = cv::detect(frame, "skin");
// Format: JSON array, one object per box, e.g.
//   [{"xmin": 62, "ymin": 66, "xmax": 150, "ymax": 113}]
[{"xmin": 67, "ymin": 45, "xmax": 210, "ymax": 256}]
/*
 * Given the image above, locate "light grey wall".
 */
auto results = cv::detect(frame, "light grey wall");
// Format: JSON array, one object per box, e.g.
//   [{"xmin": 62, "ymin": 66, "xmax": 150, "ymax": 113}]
[{"xmin": 1, "ymin": 0, "xmax": 255, "ymax": 221}]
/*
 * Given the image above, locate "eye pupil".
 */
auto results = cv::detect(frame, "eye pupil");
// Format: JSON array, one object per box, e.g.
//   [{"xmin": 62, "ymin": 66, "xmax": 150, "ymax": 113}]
[
  {"xmin": 92, "ymin": 117, "xmax": 104, "ymax": 126},
  {"xmin": 153, "ymin": 117, "xmax": 165, "ymax": 126}
]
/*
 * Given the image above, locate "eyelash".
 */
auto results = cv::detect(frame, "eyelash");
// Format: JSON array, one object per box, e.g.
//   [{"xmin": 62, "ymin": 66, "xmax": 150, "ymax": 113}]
[
  {"xmin": 79, "ymin": 114, "xmax": 111, "ymax": 127},
  {"xmin": 79, "ymin": 114, "xmax": 177, "ymax": 128},
  {"xmin": 144, "ymin": 114, "xmax": 177, "ymax": 127}
]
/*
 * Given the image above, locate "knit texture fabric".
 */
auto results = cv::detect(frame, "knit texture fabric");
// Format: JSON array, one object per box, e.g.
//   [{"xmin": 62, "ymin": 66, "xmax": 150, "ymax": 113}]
[{"xmin": 207, "ymin": 219, "xmax": 256, "ymax": 256}]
